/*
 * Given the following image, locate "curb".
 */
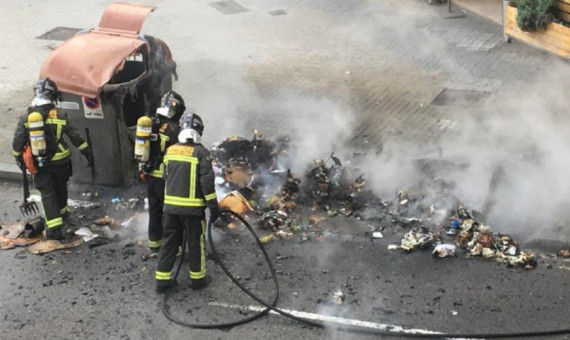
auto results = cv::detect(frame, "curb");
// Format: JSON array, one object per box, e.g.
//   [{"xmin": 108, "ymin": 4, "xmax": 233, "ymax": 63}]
[{"xmin": 0, "ymin": 162, "xmax": 30, "ymax": 181}]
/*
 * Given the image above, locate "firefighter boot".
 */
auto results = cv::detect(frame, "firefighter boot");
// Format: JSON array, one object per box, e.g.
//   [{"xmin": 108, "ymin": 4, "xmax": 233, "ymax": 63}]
[
  {"xmin": 190, "ymin": 275, "xmax": 212, "ymax": 290},
  {"xmin": 156, "ymin": 280, "xmax": 177, "ymax": 294},
  {"xmin": 46, "ymin": 227, "xmax": 63, "ymax": 241}
]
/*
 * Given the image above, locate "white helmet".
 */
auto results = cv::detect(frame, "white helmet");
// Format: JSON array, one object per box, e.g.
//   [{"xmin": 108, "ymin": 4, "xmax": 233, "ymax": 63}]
[{"xmin": 178, "ymin": 113, "xmax": 204, "ymax": 144}]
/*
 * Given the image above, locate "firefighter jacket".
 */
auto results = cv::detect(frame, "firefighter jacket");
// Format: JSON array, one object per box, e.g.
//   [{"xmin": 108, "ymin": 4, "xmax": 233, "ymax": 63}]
[
  {"xmin": 162, "ymin": 142, "xmax": 218, "ymax": 216},
  {"xmin": 147, "ymin": 116, "xmax": 180, "ymax": 178},
  {"xmin": 12, "ymin": 105, "xmax": 89, "ymax": 166}
]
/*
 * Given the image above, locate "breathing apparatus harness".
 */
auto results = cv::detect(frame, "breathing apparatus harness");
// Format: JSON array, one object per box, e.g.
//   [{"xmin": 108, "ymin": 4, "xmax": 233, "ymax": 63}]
[
  {"xmin": 135, "ymin": 91, "xmax": 187, "ymax": 176},
  {"xmin": 25, "ymin": 78, "xmax": 62, "ymax": 170}
]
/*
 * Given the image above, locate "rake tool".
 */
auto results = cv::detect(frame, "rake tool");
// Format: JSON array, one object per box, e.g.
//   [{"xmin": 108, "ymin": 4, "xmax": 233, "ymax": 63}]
[{"xmin": 19, "ymin": 166, "xmax": 39, "ymax": 217}]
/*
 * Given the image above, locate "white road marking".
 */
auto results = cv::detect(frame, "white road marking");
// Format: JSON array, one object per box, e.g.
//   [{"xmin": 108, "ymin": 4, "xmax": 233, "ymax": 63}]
[{"xmin": 208, "ymin": 301, "xmax": 474, "ymax": 339}]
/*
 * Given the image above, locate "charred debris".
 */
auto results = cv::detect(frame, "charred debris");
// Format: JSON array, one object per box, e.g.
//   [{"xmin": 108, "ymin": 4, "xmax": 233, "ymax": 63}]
[{"xmin": 211, "ymin": 130, "xmax": 540, "ymax": 270}]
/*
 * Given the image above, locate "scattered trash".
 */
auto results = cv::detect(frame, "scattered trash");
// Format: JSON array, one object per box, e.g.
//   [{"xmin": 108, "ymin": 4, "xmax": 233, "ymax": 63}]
[
  {"xmin": 398, "ymin": 190, "xmax": 409, "ymax": 206},
  {"xmin": 388, "ymin": 244, "xmax": 400, "ymax": 250},
  {"xmin": 432, "ymin": 244, "xmax": 456, "ymax": 258},
  {"xmin": 95, "ymin": 225, "xmax": 118, "ymax": 240},
  {"xmin": 75, "ymin": 227, "xmax": 99, "ymax": 242},
  {"xmin": 400, "ymin": 227, "xmax": 438, "ymax": 252},
  {"xmin": 259, "ymin": 234, "xmax": 275, "ymax": 244},
  {"xmin": 0, "ymin": 222, "xmax": 25, "ymax": 240},
  {"xmin": 144, "ymin": 198, "xmax": 149, "ymax": 210},
  {"xmin": 558, "ymin": 249, "xmax": 570, "ymax": 258},
  {"xmin": 309, "ymin": 215, "xmax": 327, "ymax": 226},
  {"xmin": 120, "ymin": 217, "xmax": 135, "ymax": 228},
  {"xmin": 110, "ymin": 197, "xmax": 139, "ymax": 210},
  {"xmin": 449, "ymin": 205, "xmax": 537, "ymax": 270},
  {"xmin": 81, "ymin": 191, "xmax": 98, "ymax": 200},
  {"xmin": 94, "ymin": 216, "xmax": 122, "ymax": 229},
  {"xmin": 142, "ymin": 252, "xmax": 157, "ymax": 261},
  {"xmin": 331, "ymin": 289, "xmax": 345, "ymax": 305},
  {"xmin": 127, "ymin": 198, "xmax": 139, "ymax": 209},
  {"xmin": 371, "ymin": 231, "xmax": 383, "ymax": 239},
  {"xmin": 87, "ymin": 238, "xmax": 110, "ymax": 249},
  {"xmin": 0, "ymin": 228, "xmax": 41, "ymax": 250},
  {"xmin": 67, "ymin": 198, "xmax": 101, "ymax": 209},
  {"xmin": 219, "ymin": 190, "xmax": 255, "ymax": 216},
  {"xmin": 259, "ymin": 210, "xmax": 289, "ymax": 230},
  {"xmin": 28, "ymin": 237, "xmax": 83, "ymax": 255}
]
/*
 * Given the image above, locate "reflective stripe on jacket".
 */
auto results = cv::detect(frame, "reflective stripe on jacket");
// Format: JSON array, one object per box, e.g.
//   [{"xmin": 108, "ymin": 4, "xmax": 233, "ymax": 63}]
[{"xmin": 163, "ymin": 143, "xmax": 218, "ymax": 216}]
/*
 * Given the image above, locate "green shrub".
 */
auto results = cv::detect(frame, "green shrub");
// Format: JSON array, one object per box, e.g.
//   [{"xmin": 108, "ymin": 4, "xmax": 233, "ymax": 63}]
[{"xmin": 515, "ymin": 0, "xmax": 558, "ymax": 31}]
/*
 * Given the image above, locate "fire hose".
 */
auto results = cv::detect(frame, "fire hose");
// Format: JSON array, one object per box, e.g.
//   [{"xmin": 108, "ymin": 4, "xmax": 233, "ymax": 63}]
[{"xmin": 162, "ymin": 209, "xmax": 570, "ymax": 338}]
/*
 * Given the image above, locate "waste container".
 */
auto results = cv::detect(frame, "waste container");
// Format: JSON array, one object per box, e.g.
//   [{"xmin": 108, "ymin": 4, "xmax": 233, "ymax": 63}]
[{"xmin": 39, "ymin": 2, "xmax": 177, "ymax": 185}]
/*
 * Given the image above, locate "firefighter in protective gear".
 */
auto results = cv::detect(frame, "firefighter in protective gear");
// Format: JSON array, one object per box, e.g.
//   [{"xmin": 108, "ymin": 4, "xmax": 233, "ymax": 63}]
[
  {"xmin": 155, "ymin": 113, "xmax": 220, "ymax": 293},
  {"xmin": 12, "ymin": 78, "xmax": 92, "ymax": 240},
  {"xmin": 138, "ymin": 91, "xmax": 184, "ymax": 252}
]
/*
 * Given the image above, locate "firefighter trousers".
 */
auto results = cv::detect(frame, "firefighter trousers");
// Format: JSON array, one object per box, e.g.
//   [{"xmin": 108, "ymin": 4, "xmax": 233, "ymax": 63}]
[
  {"xmin": 155, "ymin": 214, "xmax": 206, "ymax": 287},
  {"xmin": 147, "ymin": 176, "xmax": 165, "ymax": 249},
  {"xmin": 34, "ymin": 162, "xmax": 72, "ymax": 230}
]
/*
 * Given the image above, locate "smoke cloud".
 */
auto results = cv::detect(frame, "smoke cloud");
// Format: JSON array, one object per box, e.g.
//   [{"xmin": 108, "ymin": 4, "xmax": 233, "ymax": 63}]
[{"xmin": 166, "ymin": 0, "xmax": 570, "ymax": 244}]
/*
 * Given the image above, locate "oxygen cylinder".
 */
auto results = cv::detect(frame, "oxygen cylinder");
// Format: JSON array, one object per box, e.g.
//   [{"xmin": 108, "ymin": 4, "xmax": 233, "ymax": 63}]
[
  {"xmin": 27, "ymin": 112, "xmax": 46, "ymax": 158},
  {"xmin": 134, "ymin": 116, "xmax": 153, "ymax": 163}
]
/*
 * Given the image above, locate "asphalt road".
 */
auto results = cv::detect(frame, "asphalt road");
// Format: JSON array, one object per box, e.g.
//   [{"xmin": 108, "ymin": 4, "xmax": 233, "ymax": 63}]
[{"xmin": 0, "ymin": 179, "xmax": 569, "ymax": 340}]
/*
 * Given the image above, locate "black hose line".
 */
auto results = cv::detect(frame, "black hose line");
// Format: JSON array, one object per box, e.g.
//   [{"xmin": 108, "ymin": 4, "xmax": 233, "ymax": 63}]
[
  {"xmin": 161, "ymin": 211, "xmax": 278, "ymax": 329},
  {"xmin": 162, "ymin": 209, "xmax": 570, "ymax": 338}
]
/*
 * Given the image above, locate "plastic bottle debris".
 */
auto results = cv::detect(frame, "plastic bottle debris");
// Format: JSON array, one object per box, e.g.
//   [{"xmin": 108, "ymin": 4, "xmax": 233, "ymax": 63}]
[
  {"xmin": 111, "ymin": 197, "xmax": 120, "ymax": 204},
  {"xmin": 432, "ymin": 244, "xmax": 456, "ymax": 258}
]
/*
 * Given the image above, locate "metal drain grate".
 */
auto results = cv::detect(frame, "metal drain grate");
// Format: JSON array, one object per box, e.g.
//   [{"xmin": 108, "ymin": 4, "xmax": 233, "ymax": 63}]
[
  {"xmin": 209, "ymin": 1, "xmax": 249, "ymax": 15},
  {"xmin": 268, "ymin": 9, "xmax": 287, "ymax": 16},
  {"xmin": 431, "ymin": 88, "xmax": 491, "ymax": 106},
  {"xmin": 36, "ymin": 27, "xmax": 82, "ymax": 41}
]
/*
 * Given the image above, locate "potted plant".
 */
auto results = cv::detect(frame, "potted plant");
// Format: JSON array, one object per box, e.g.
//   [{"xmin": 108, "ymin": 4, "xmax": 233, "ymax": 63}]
[{"xmin": 504, "ymin": 0, "xmax": 570, "ymax": 58}]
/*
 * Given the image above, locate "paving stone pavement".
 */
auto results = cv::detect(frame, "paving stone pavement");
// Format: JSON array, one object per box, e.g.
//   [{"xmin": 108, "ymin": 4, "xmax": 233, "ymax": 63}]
[{"xmin": 1, "ymin": 0, "xmax": 569, "ymax": 241}]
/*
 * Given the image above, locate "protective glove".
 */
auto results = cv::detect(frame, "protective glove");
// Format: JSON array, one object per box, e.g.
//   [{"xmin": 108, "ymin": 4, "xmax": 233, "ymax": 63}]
[
  {"xmin": 15, "ymin": 155, "xmax": 25, "ymax": 171},
  {"xmin": 209, "ymin": 207, "xmax": 221, "ymax": 224}
]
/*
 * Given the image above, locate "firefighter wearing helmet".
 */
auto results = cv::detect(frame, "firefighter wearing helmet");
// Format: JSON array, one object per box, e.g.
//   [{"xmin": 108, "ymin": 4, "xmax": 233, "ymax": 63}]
[
  {"xmin": 12, "ymin": 78, "xmax": 93, "ymax": 240},
  {"xmin": 155, "ymin": 112, "xmax": 220, "ymax": 293},
  {"xmin": 135, "ymin": 91, "xmax": 184, "ymax": 252}
]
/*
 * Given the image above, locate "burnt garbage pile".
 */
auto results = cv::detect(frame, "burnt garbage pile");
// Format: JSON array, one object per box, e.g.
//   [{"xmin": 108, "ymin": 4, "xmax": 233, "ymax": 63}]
[
  {"xmin": 380, "ymin": 179, "xmax": 539, "ymax": 269},
  {"xmin": 211, "ymin": 130, "xmax": 380, "ymax": 242},
  {"xmin": 209, "ymin": 132, "xmax": 546, "ymax": 270}
]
